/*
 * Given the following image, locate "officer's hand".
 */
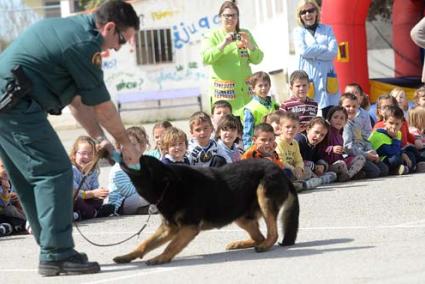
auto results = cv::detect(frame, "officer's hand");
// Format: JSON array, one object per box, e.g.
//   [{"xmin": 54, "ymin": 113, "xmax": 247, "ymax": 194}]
[{"xmin": 121, "ymin": 142, "xmax": 142, "ymax": 168}]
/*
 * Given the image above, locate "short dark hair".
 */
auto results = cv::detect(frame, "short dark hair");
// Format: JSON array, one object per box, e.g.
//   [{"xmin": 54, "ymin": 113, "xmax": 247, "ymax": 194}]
[
  {"xmin": 382, "ymin": 105, "xmax": 404, "ymax": 121},
  {"xmin": 211, "ymin": 100, "xmax": 232, "ymax": 114},
  {"xmin": 326, "ymin": 106, "xmax": 348, "ymax": 121},
  {"xmin": 253, "ymin": 123, "xmax": 275, "ymax": 137},
  {"xmin": 289, "ymin": 70, "xmax": 309, "ymax": 86},
  {"xmin": 215, "ymin": 114, "xmax": 242, "ymax": 139},
  {"xmin": 95, "ymin": 0, "xmax": 140, "ymax": 31}
]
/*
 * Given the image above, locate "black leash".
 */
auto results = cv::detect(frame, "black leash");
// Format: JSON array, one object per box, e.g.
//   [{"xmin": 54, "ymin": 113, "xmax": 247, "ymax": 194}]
[{"xmin": 73, "ymin": 179, "xmax": 170, "ymax": 247}]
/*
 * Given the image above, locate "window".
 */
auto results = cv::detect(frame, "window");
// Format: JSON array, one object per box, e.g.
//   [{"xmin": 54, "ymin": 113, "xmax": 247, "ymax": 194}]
[
  {"xmin": 136, "ymin": 28, "xmax": 173, "ymax": 65},
  {"xmin": 43, "ymin": 0, "xmax": 60, "ymax": 18}
]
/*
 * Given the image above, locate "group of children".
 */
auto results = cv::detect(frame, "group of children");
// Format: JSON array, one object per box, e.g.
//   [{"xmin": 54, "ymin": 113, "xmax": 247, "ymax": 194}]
[{"xmin": 2, "ymin": 70, "xmax": 425, "ymax": 237}]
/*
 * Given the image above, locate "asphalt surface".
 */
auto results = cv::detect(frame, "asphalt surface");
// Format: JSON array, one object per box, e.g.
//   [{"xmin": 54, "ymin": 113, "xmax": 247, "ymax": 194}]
[{"xmin": 1, "ymin": 121, "xmax": 425, "ymax": 283}]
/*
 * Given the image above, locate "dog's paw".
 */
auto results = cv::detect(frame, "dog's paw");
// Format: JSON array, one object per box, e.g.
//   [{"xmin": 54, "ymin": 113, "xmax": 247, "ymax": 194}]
[
  {"xmin": 113, "ymin": 255, "xmax": 132, "ymax": 264},
  {"xmin": 254, "ymin": 243, "xmax": 272, "ymax": 253},
  {"xmin": 146, "ymin": 255, "xmax": 171, "ymax": 265},
  {"xmin": 226, "ymin": 240, "xmax": 256, "ymax": 250}
]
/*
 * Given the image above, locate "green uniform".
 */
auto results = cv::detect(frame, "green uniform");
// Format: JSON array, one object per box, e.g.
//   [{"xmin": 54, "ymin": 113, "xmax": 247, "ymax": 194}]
[
  {"xmin": 202, "ymin": 28, "xmax": 264, "ymax": 116},
  {"xmin": 0, "ymin": 14, "xmax": 109, "ymax": 262}
]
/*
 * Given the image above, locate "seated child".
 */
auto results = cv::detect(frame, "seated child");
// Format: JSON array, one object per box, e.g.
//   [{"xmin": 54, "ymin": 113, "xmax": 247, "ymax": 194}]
[
  {"xmin": 242, "ymin": 71, "xmax": 279, "ymax": 149},
  {"xmin": 70, "ymin": 136, "xmax": 114, "ymax": 220},
  {"xmin": 280, "ymin": 70, "xmax": 318, "ymax": 133},
  {"xmin": 108, "ymin": 127, "xmax": 153, "ymax": 215},
  {"xmin": 215, "ymin": 114, "xmax": 244, "ymax": 163},
  {"xmin": 408, "ymin": 106, "xmax": 425, "ymax": 170},
  {"xmin": 211, "ymin": 100, "xmax": 232, "ymax": 136},
  {"xmin": 188, "ymin": 111, "xmax": 228, "ymax": 167},
  {"xmin": 369, "ymin": 105, "xmax": 413, "ymax": 175},
  {"xmin": 145, "ymin": 121, "xmax": 172, "ymax": 159},
  {"xmin": 263, "ymin": 110, "xmax": 286, "ymax": 137},
  {"xmin": 340, "ymin": 93, "xmax": 389, "ymax": 178},
  {"xmin": 275, "ymin": 112, "xmax": 304, "ymax": 181},
  {"xmin": 295, "ymin": 117, "xmax": 337, "ymax": 190},
  {"xmin": 413, "ymin": 85, "xmax": 425, "ymax": 107},
  {"xmin": 0, "ymin": 159, "xmax": 26, "ymax": 236},
  {"xmin": 390, "ymin": 87, "xmax": 410, "ymax": 119},
  {"xmin": 161, "ymin": 127, "xmax": 190, "ymax": 165},
  {"xmin": 344, "ymin": 83, "xmax": 373, "ymax": 136},
  {"xmin": 373, "ymin": 94, "xmax": 421, "ymax": 169},
  {"xmin": 322, "ymin": 106, "xmax": 366, "ymax": 182},
  {"xmin": 241, "ymin": 123, "xmax": 284, "ymax": 169}
]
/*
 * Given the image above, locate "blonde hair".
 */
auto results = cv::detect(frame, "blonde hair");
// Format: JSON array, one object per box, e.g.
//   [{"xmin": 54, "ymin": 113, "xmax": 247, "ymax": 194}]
[
  {"xmin": 414, "ymin": 85, "xmax": 425, "ymax": 106},
  {"xmin": 160, "ymin": 127, "xmax": 188, "ymax": 154},
  {"xmin": 296, "ymin": 0, "xmax": 320, "ymax": 26},
  {"xmin": 390, "ymin": 87, "xmax": 408, "ymax": 111},
  {"xmin": 408, "ymin": 106, "xmax": 425, "ymax": 132},
  {"xmin": 69, "ymin": 136, "xmax": 98, "ymax": 174},
  {"xmin": 116, "ymin": 126, "xmax": 149, "ymax": 150}
]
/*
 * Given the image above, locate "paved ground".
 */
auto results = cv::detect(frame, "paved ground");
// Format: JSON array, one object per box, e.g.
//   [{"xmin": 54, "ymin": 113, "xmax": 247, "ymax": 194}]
[{"xmin": 1, "ymin": 115, "xmax": 425, "ymax": 283}]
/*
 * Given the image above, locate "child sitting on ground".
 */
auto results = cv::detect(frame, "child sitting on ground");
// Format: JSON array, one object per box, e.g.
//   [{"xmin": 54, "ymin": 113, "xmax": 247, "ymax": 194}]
[
  {"xmin": 280, "ymin": 70, "xmax": 318, "ymax": 133},
  {"xmin": 161, "ymin": 127, "xmax": 190, "ymax": 165},
  {"xmin": 0, "ymin": 159, "xmax": 26, "ymax": 237},
  {"xmin": 322, "ymin": 106, "xmax": 366, "ymax": 182},
  {"xmin": 344, "ymin": 83, "xmax": 373, "ymax": 135},
  {"xmin": 107, "ymin": 127, "xmax": 153, "ymax": 215},
  {"xmin": 369, "ymin": 105, "xmax": 413, "ymax": 175},
  {"xmin": 242, "ymin": 71, "xmax": 279, "ymax": 149},
  {"xmin": 145, "ymin": 121, "xmax": 172, "ymax": 160},
  {"xmin": 263, "ymin": 110, "xmax": 286, "ymax": 137},
  {"xmin": 295, "ymin": 117, "xmax": 337, "ymax": 190},
  {"xmin": 70, "ymin": 136, "xmax": 114, "ymax": 221},
  {"xmin": 241, "ymin": 123, "xmax": 284, "ymax": 169},
  {"xmin": 275, "ymin": 112, "xmax": 304, "ymax": 181},
  {"xmin": 413, "ymin": 86, "xmax": 425, "ymax": 107},
  {"xmin": 408, "ymin": 106, "xmax": 425, "ymax": 167},
  {"xmin": 215, "ymin": 114, "xmax": 244, "ymax": 163},
  {"xmin": 188, "ymin": 111, "xmax": 228, "ymax": 167},
  {"xmin": 211, "ymin": 100, "xmax": 232, "ymax": 135},
  {"xmin": 390, "ymin": 87, "xmax": 410, "ymax": 119},
  {"xmin": 340, "ymin": 93, "xmax": 389, "ymax": 178}
]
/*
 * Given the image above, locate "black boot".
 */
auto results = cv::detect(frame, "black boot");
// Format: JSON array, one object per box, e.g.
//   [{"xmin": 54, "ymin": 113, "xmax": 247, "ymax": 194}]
[{"xmin": 38, "ymin": 252, "xmax": 100, "ymax": 276}]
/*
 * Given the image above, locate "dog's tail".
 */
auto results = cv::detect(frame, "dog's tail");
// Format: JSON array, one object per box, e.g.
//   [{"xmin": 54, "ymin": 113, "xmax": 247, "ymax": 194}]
[{"xmin": 279, "ymin": 182, "xmax": 299, "ymax": 246}]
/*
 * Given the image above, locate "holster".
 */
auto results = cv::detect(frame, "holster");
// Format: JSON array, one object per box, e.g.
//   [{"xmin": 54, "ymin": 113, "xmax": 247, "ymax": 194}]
[{"xmin": 0, "ymin": 65, "xmax": 32, "ymax": 113}]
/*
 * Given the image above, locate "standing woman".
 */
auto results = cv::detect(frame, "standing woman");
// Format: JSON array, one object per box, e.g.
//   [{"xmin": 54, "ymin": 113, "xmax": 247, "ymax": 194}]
[
  {"xmin": 202, "ymin": 1, "xmax": 264, "ymax": 117},
  {"xmin": 294, "ymin": 0, "xmax": 339, "ymax": 119}
]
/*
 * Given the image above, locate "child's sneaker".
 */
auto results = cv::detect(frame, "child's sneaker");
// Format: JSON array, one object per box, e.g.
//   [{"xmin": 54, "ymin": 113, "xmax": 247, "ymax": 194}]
[
  {"xmin": 25, "ymin": 221, "xmax": 32, "ymax": 235},
  {"xmin": 292, "ymin": 181, "xmax": 304, "ymax": 193},
  {"xmin": 73, "ymin": 212, "xmax": 80, "ymax": 221},
  {"xmin": 397, "ymin": 164, "xmax": 408, "ymax": 175},
  {"xmin": 415, "ymin": 161, "xmax": 425, "ymax": 173},
  {"xmin": 0, "ymin": 223, "xmax": 13, "ymax": 237},
  {"xmin": 302, "ymin": 177, "xmax": 322, "ymax": 190},
  {"xmin": 337, "ymin": 172, "xmax": 351, "ymax": 182}
]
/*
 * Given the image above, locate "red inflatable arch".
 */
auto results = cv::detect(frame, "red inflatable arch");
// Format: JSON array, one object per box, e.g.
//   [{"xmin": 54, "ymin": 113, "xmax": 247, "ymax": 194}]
[{"xmin": 320, "ymin": 0, "xmax": 424, "ymax": 98}]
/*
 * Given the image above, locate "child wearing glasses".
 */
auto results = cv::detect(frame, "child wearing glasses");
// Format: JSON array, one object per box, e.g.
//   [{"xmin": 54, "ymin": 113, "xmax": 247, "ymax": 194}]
[{"xmin": 69, "ymin": 136, "xmax": 114, "ymax": 221}]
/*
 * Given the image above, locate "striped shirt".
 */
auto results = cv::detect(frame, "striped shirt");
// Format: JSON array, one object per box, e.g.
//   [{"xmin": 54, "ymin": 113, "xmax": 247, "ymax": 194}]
[
  {"xmin": 107, "ymin": 163, "xmax": 141, "ymax": 213},
  {"xmin": 280, "ymin": 96, "xmax": 318, "ymax": 127}
]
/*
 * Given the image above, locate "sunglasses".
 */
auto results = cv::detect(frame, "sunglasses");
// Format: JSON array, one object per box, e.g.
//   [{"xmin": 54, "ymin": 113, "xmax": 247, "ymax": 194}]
[
  {"xmin": 300, "ymin": 8, "xmax": 316, "ymax": 16},
  {"xmin": 116, "ymin": 28, "xmax": 127, "ymax": 45}
]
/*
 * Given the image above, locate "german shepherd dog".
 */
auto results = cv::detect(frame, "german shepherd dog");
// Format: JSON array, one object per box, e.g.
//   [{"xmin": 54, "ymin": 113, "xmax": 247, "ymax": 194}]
[{"xmin": 113, "ymin": 155, "xmax": 299, "ymax": 265}]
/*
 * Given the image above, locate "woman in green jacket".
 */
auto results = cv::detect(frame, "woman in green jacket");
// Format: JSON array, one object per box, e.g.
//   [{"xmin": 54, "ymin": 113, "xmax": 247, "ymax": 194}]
[{"xmin": 202, "ymin": 1, "xmax": 264, "ymax": 117}]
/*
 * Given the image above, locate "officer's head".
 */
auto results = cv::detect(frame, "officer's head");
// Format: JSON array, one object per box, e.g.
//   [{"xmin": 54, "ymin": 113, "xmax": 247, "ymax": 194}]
[{"xmin": 95, "ymin": 0, "xmax": 140, "ymax": 51}]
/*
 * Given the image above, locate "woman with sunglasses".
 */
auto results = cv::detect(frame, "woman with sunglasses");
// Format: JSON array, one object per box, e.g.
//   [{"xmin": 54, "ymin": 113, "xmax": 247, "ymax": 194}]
[
  {"xmin": 294, "ymin": 0, "xmax": 339, "ymax": 119},
  {"xmin": 202, "ymin": 1, "xmax": 264, "ymax": 117}
]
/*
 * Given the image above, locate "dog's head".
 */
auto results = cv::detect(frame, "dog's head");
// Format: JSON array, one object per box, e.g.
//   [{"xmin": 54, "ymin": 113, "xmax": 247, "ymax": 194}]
[{"xmin": 120, "ymin": 155, "xmax": 177, "ymax": 203}]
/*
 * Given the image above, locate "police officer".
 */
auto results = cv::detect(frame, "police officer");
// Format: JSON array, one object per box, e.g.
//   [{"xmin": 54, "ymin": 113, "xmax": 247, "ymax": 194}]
[{"xmin": 0, "ymin": 0, "xmax": 141, "ymax": 276}]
